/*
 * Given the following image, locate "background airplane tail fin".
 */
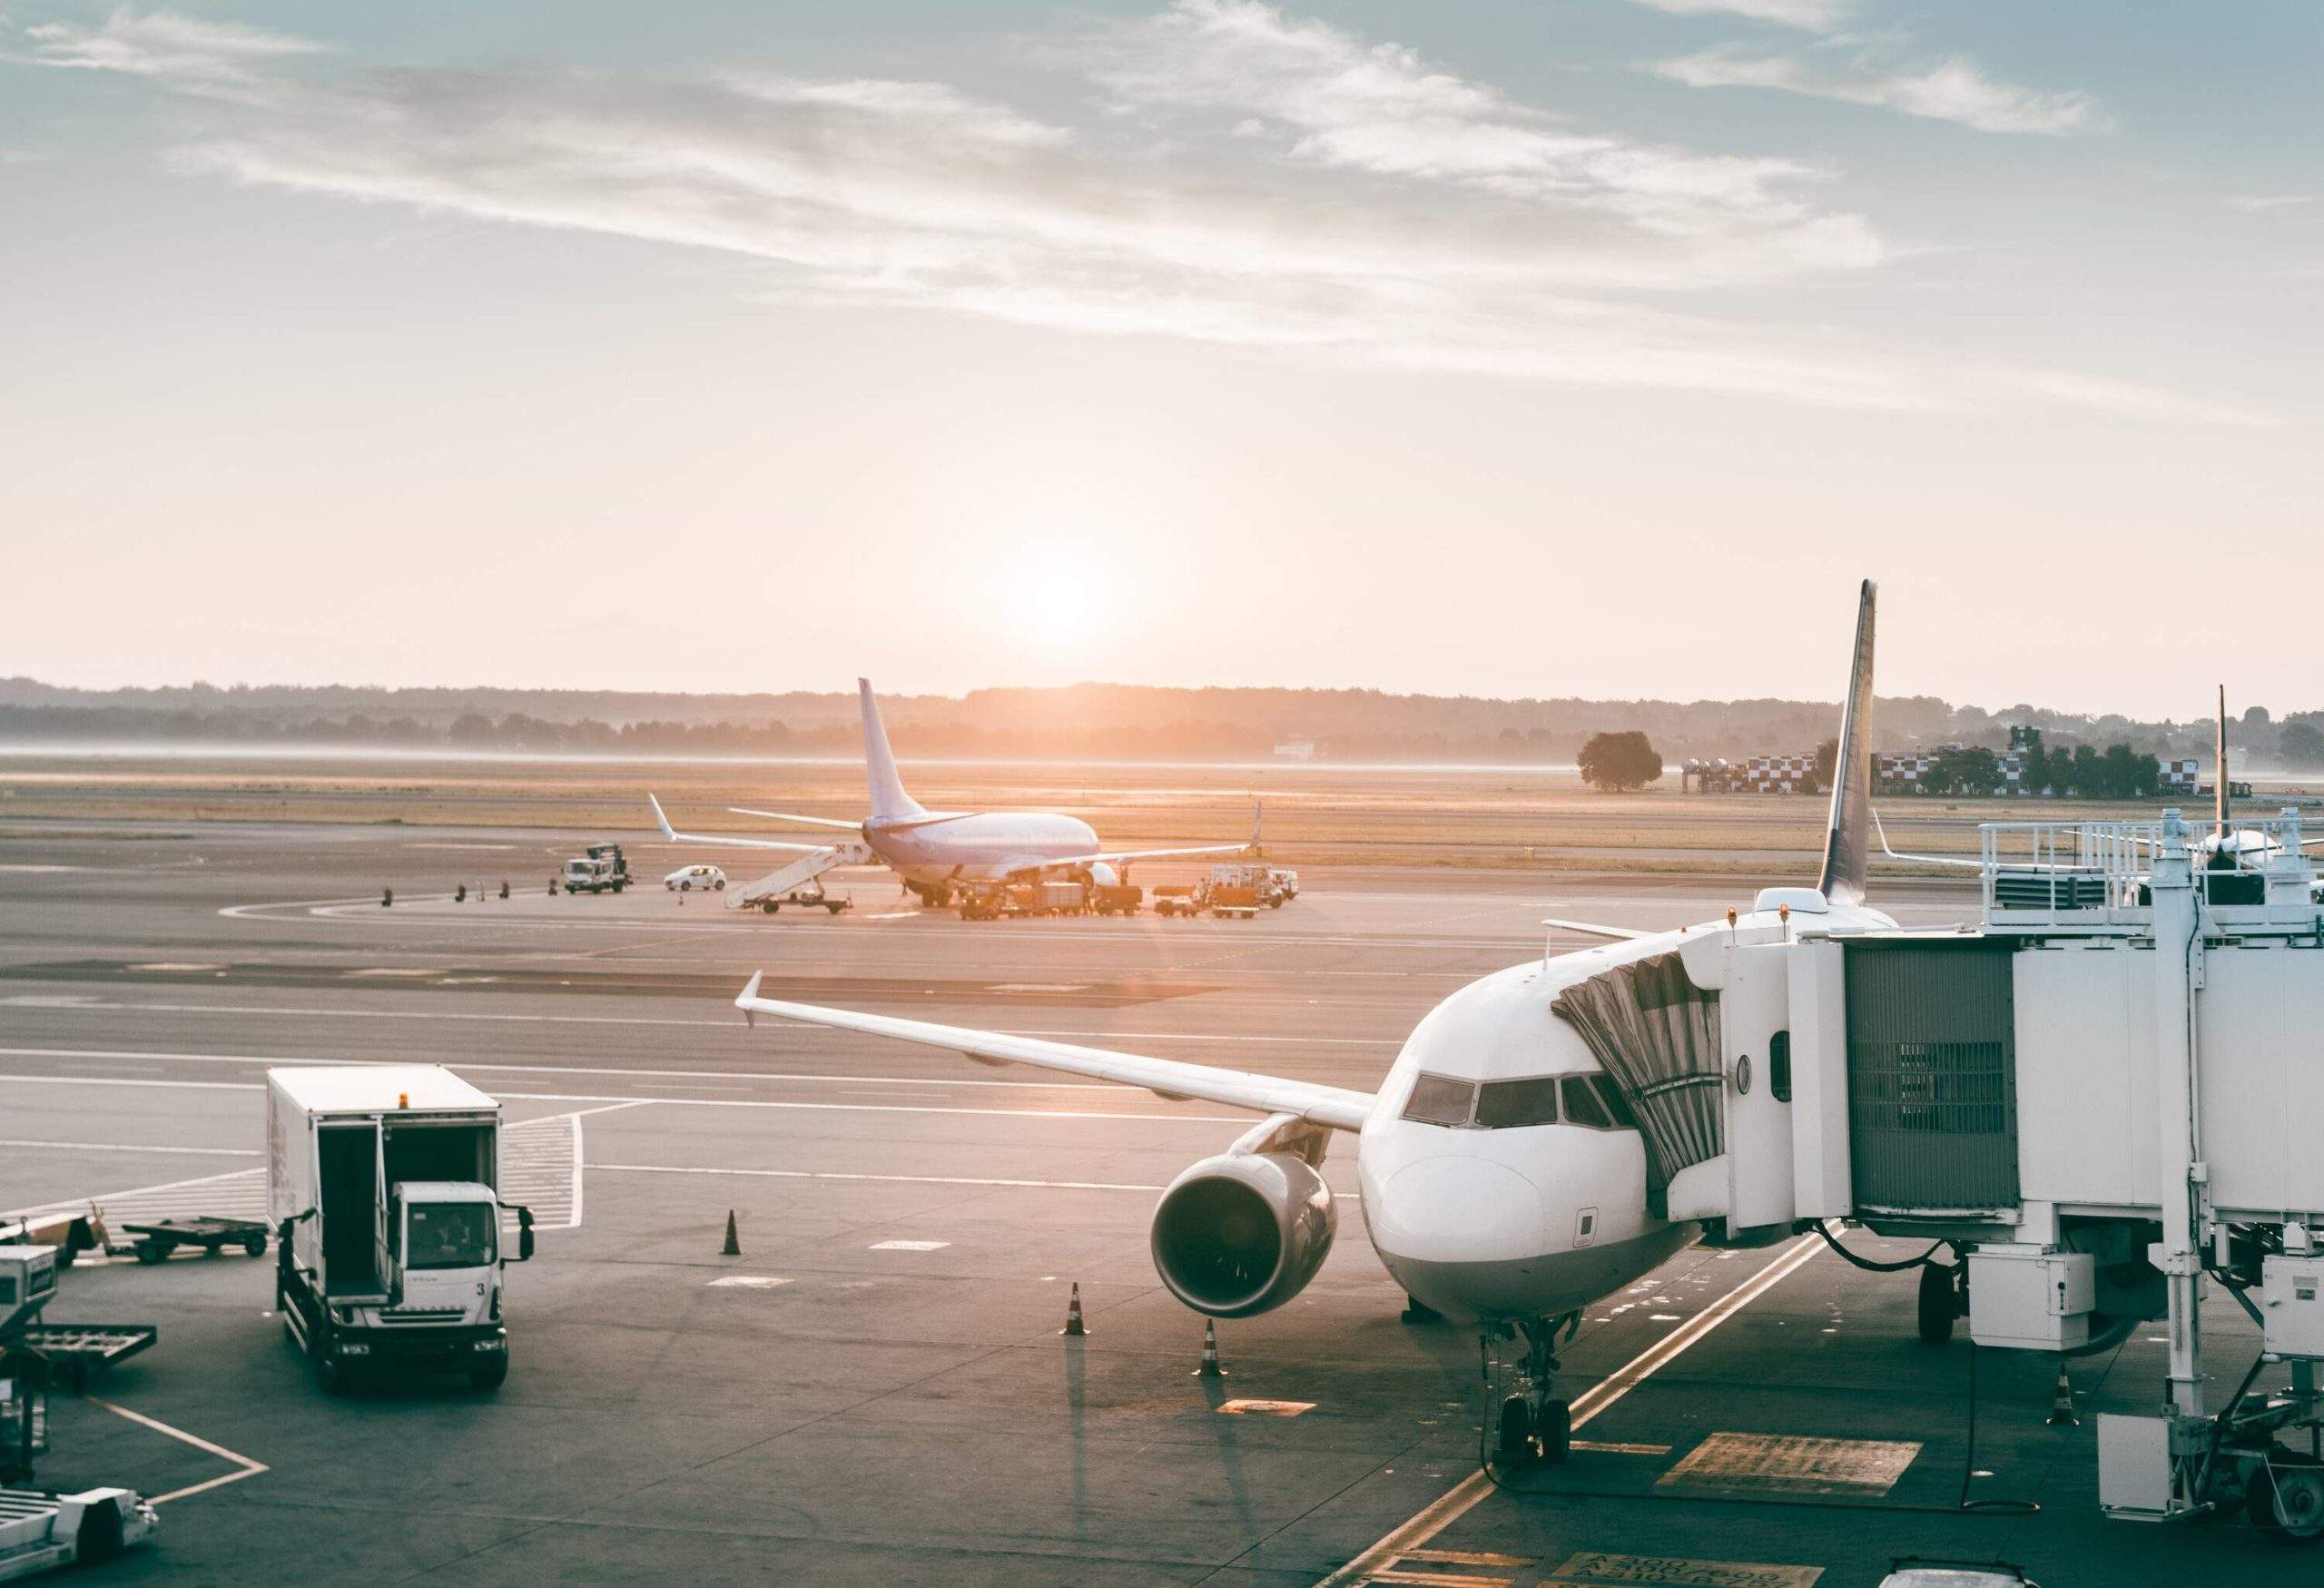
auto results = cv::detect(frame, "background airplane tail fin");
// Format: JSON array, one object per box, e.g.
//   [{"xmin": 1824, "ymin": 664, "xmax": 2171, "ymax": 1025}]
[
  {"xmin": 859, "ymin": 677, "xmax": 927, "ymax": 824},
  {"xmin": 2215, "ymin": 684, "xmax": 2230, "ymax": 842},
  {"xmin": 1817, "ymin": 580, "xmax": 1877, "ymax": 907}
]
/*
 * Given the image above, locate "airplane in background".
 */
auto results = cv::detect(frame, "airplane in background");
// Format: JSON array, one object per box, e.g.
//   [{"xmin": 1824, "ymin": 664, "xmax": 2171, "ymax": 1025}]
[
  {"xmin": 651, "ymin": 678, "xmax": 1258, "ymax": 912},
  {"xmin": 1877, "ymin": 686, "xmax": 2324, "ymax": 903},
  {"xmin": 726, "ymin": 581, "xmax": 1896, "ymax": 1468}
]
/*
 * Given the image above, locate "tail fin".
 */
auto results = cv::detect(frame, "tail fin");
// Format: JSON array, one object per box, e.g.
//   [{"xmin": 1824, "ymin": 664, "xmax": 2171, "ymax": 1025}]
[
  {"xmin": 2215, "ymin": 684, "xmax": 2230, "ymax": 842},
  {"xmin": 859, "ymin": 678, "xmax": 926, "ymax": 825},
  {"xmin": 1817, "ymin": 580, "xmax": 1877, "ymax": 907}
]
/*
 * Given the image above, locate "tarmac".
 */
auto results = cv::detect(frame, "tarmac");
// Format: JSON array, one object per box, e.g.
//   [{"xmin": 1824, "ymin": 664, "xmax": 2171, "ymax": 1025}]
[{"xmin": 0, "ymin": 818, "xmax": 2299, "ymax": 1585}]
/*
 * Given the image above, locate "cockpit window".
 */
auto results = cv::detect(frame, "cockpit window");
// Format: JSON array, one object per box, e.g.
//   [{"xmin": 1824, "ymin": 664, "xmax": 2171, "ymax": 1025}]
[
  {"xmin": 1401, "ymin": 1074, "xmax": 1478, "ymax": 1127},
  {"xmin": 1474, "ymin": 1077, "xmax": 1561, "ymax": 1129},
  {"xmin": 1561, "ymin": 1076, "xmax": 1614, "ymax": 1129},
  {"xmin": 1593, "ymin": 1075, "xmax": 1639, "ymax": 1129}
]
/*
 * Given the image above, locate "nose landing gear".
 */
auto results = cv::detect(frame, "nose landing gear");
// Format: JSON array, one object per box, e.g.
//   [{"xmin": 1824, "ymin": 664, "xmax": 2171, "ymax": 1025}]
[{"xmin": 1482, "ymin": 1312, "xmax": 1580, "ymax": 1469}]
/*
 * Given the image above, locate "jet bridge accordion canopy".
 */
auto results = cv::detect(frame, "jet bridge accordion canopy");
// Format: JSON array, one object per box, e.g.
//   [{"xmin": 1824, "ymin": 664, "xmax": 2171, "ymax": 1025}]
[{"xmin": 1551, "ymin": 952, "xmax": 1722, "ymax": 1193}]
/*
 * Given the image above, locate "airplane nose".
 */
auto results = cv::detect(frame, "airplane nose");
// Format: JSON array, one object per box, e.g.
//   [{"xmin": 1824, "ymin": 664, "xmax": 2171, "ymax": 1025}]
[{"xmin": 1373, "ymin": 1156, "xmax": 1546, "ymax": 1264}]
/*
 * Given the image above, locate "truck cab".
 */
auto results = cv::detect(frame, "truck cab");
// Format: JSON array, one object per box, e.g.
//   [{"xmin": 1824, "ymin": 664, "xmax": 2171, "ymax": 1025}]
[{"xmin": 562, "ymin": 855, "xmax": 622, "ymax": 893}]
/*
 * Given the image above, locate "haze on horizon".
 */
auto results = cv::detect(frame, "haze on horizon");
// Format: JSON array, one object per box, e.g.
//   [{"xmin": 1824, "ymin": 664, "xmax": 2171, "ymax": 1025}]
[{"xmin": 5, "ymin": 2, "xmax": 2319, "ymax": 723}]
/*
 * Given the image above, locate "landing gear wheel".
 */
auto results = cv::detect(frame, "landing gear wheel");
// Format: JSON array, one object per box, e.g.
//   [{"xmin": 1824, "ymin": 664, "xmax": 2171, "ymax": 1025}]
[
  {"xmin": 2249, "ymin": 1452, "xmax": 2324, "ymax": 1544},
  {"xmin": 1497, "ymin": 1396, "xmax": 1534, "ymax": 1461},
  {"xmin": 1537, "ymin": 1397, "xmax": 1571, "ymax": 1465},
  {"xmin": 1917, "ymin": 1261, "xmax": 1956, "ymax": 1345}
]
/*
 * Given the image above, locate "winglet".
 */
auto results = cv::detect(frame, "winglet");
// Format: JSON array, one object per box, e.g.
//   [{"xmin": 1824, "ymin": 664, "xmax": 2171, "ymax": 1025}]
[
  {"xmin": 1817, "ymin": 580, "xmax": 1876, "ymax": 907},
  {"xmin": 649, "ymin": 793, "xmax": 677, "ymax": 842},
  {"xmin": 736, "ymin": 971, "xmax": 763, "ymax": 1027}
]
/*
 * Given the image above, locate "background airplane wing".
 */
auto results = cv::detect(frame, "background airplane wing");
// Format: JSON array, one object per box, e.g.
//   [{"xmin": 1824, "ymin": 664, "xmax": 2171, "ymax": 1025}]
[
  {"xmin": 1042, "ymin": 841, "xmax": 1254, "ymax": 870},
  {"xmin": 650, "ymin": 794, "xmax": 837, "ymax": 853},
  {"xmin": 727, "ymin": 806, "xmax": 865, "ymax": 832},
  {"xmin": 1541, "ymin": 917, "xmax": 1650, "ymax": 941},
  {"xmin": 734, "ymin": 972, "xmax": 1374, "ymax": 1130}
]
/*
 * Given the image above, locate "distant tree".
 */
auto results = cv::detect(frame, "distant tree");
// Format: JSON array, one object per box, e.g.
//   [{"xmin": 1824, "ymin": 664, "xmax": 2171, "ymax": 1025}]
[
  {"xmin": 1578, "ymin": 731, "xmax": 1664, "ymax": 792},
  {"xmin": 1811, "ymin": 736, "xmax": 1838, "ymax": 793},
  {"xmin": 2280, "ymin": 721, "xmax": 2324, "ymax": 769},
  {"xmin": 2243, "ymin": 705, "xmax": 2271, "ymax": 728},
  {"xmin": 1930, "ymin": 745, "xmax": 2001, "ymax": 796},
  {"xmin": 2069, "ymin": 743, "xmax": 2102, "ymax": 795}
]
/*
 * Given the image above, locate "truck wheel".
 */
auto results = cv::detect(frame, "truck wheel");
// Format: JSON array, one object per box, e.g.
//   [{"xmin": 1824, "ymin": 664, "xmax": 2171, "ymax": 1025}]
[
  {"xmin": 470, "ymin": 1354, "xmax": 509, "ymax": 1393},
  {"xmin": 136, "ymin": 1240, "xmax": 168, "ymax": 1264},
  {"xmin": 765, "ymin": 902, "xmax": 780, "ymax": 913},
  {"xmin": 313, "ymin": 1327, "xmax": 353, "ymax": 1396}
]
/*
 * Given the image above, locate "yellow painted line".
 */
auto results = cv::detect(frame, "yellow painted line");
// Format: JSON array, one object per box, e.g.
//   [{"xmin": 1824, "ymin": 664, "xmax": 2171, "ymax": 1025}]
[
  {"xmin": 1364, "ymin": 1573, "xmax": 1511, "ymax": 1588},
  {"xmin": 1316, "ymin": 1231, "xmax": 1823, "ymax": 1588},
  {"xmin": 89, "ymin": 1396, "xmax": 268, "ymax": 1504},
  {"xmin": 1568, "ymin": 1439, "xmax": 1672, "ymax": 1456},
  {"xmin": 1403, "ymin": 1550, "xmax": 1533, "ymax": 1567}
]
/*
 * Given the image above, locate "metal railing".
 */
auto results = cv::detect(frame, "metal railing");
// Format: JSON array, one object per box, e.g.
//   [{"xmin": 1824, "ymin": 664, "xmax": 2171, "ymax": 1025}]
[{"xmin": 1976, "ymin": 811, "xmax": 2319, "ymax": 932}]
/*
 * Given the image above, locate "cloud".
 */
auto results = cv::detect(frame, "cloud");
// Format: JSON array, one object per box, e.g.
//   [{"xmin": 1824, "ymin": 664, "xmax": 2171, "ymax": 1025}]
[
  {"xmin": 1655, "ymin": 46, "xmax": 2105, "ymax": 135},
  {"xmin": 21, "ymin": 9, "xmax": 325, "ymax": 98},
  {"xmin": 15, "ymin": 5, "xmax": 2253, "ymax": 424},
  {"xmin": 1627, "ymin": 0, "xmax": 1851, "ymax": 30}
]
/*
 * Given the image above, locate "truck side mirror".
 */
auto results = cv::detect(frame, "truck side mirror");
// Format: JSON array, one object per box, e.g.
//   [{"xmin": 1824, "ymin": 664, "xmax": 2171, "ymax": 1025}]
[{"xmin": 510, "ymin": 1204, "xmax": 535, "ymax": 1262}]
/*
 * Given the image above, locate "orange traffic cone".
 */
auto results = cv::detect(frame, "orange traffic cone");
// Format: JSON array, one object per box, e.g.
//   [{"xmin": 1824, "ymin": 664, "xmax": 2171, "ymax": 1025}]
[
  {"xmin": 1195, "ymin": 1318, "xmax": 1226, "ymax": 1378},
  {"xmin": 721, "ymin": 1210, "xmax": 741, "ymax": 1257},
  {"xmin": 2046, "ymin": 1362, "xmax": 2077, "ymax": 1426},
  {"xmin": 1060, "ymin": 1282, "xmax": 1088, "ymax": 1337}
]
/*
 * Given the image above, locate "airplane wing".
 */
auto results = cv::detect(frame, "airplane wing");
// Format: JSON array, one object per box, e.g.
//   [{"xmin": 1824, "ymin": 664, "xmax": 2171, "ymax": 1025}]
[
  {"xmin": 1036, "ymin": 801, "xmax": 1263, "ymax": 872},
  {"xmin": 650, "ymin": 794, "xmax": 833, "ymax": 854},
  {"xmin": 1541, "ymin": 917, "xmax": 1651, "ymax": 942},
  {"xmin": 1872, "ymin": 808, "xmax": 1986, "ymax": 871},
  {"xmin": 1034, "ymin": 841, "xmax": 1255, "ymax": 872},
  {"xmin": 727, "ymin": 807, "xmax": 865, "ymax": 832},
  {"xmin": 733, "ymin": 972, "xmax": 1374, "ymax": 1131}
]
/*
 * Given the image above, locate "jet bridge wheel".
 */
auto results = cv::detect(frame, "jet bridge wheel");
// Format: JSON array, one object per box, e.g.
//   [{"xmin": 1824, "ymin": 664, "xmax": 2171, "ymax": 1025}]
[
  {"xmin": 1917, "ymin": 1260, "xmax": 1959, "ymax": 1344},
  {"xmin": 2248, "ymin": 1451, "xmax": 2324, "ymax": 1544}
]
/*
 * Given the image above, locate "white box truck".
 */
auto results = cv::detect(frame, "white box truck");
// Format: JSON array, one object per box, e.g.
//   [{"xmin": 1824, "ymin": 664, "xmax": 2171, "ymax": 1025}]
[{"xmin": 266, "ymin": 1066, "xmax": 534, "ymax": 1395}]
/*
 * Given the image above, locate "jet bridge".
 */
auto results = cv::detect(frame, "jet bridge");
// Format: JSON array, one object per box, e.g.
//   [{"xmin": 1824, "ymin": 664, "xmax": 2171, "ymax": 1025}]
[{"xmin": 1641, "ymin": 810, "xmax": 2324, "ymax": 1533}]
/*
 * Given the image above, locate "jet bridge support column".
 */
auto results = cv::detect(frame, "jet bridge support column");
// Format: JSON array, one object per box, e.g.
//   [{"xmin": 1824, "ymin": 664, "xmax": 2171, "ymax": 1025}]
[{"xmin": 2150, "ymin": 810, "xmax": 2206, "ymax": 1420}]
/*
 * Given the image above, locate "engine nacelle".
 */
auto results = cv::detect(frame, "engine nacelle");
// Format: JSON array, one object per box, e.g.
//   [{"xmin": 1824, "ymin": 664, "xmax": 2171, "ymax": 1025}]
[{"xmin": 1149, "ymin": 1150, "xmax": 1335, "ymax": 1318}]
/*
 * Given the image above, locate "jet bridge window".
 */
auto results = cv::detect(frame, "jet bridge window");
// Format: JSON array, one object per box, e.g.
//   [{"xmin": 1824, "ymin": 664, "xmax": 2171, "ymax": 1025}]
[
  {"xmin": 1473, "ymin": 1077, "xmax": 1561, "ymax": 1129},
  {"xmin": 1402, "ymin": 1074, "xmax": 1479, "ymax": 1127}
]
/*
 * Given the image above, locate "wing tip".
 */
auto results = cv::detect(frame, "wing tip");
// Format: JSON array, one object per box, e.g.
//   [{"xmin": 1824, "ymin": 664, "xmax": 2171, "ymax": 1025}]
[{"xmin": 736, "ymin": 971, "xmax": 763, "ymax": 1025}]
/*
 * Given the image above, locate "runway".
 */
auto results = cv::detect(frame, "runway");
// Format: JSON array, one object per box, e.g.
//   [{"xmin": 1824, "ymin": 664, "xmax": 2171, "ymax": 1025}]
[{"xmin": 0, "ymin": 819, "xmax": 2283, "ymax": 1584}]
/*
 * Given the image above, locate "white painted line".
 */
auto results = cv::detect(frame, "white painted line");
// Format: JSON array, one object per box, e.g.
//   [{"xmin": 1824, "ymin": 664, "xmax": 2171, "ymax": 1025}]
[
  {"xmin": 0, "ymin": 1139, "xmax": 259, "ymax": 1157},
  {"xmin": 1314, "ymin": 1232, "xmax": 1823, "ymax": 1588},
  {"xmin": 707, "ymin": 1275, "xmax": 791, "ymax": 1288},
  {"xmin": 89, "ymin": 1396, "xmax": 268, "ymax": 1505},
  {"xmin": 1217, "ymin": 1399, "xmax": 1315, "ymax": 1417},
  {"xmin": 0, "ymin": 1002, "xmax": 1405, "ymax": 1047},
  {"xmin": 4, "ymin": 1165, "xmax": 265, "ymax": 1222},
  {"xmin": 869, "ymin": 1239, "xmax": 950, "ymax": 1251},
  {"xmin": 591, "ymin": 1163, "xmax": 1169, "ymax": 1193},
  {"xmin": 0, "ymin": 1069, "xmax": 1249, "ymax": 1124}
]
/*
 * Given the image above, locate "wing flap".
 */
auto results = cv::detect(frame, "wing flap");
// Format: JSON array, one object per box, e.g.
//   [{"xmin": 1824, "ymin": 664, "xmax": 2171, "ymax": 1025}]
[{"xmin": 733, "ymin": 972, "xmax": 1374, "ymax": 1131}]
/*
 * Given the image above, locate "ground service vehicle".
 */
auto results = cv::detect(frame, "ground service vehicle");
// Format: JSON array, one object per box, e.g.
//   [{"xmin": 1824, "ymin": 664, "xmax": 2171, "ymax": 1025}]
[
  {"xmin": 664, "ymin": 864, "xmax": 725, "ymax": 891},
  {"xmin": 562, "ymin": 843, "xmax": 630, "ymax": 893},
  {"xmin": 268, "ymin": 1066, "xmax": 533, "ymax": 1395},
  {"xmin": 0, "ymin": 1488, "xmax": 159, "ymax": 1579}
]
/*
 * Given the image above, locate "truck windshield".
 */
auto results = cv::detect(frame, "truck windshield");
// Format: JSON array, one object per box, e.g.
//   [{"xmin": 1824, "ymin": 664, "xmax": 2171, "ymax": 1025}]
[{"xmin": 407, "ymin": 1202, "xmax": 497, "ymax": 1269}]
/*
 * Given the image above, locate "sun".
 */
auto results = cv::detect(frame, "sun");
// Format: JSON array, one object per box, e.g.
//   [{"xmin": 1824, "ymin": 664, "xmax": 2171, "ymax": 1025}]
[{"xmin": 993, "ymin": 541, "xmax": 1121, "ymax": 650}]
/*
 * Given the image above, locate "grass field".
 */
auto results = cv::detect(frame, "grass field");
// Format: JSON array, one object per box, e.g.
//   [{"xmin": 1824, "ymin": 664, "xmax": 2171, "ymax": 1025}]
[{"xmin": 6, "ymin": 749, "xmax": 2287, "ymax": 876}]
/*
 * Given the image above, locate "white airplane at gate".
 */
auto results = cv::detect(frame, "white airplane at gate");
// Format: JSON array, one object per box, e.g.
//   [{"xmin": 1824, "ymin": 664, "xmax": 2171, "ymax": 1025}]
[
  {"xmin": 651, "ymin": 678, "xmax": 1256, "ymax": 909},
  {"xmin": 729, "ymin": 584, "xmax": 1893, "ymax": 1464}
]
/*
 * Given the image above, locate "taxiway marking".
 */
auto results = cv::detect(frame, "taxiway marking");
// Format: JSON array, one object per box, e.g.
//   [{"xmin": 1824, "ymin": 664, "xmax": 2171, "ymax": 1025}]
[
  {"xmin": 0, "ymin": 1002, "xmax": 1405, "ymax": 1046},
  {"xmin": 0, "ymin": 1138, "xmax": 259, "ymax": 1157},
  {"xmin": 1315, "ymin": 1230, "xmax": 1824, "ymax": 1588},
  {"xmin": 89, "ymin": 1397, "xmax": 270, "ymax": 1504},
  {"xmin": 591, "ymin": 1162, "xmax": 1170, "ymax": 1193}
]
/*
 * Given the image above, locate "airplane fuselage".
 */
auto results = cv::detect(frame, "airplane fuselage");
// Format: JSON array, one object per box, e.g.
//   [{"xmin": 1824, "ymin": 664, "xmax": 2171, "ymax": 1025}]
[
  {"xmin": 864, "ymin": 811, "xmax": 1102, "ymax": 885},
  {"xmin": 1354, "ymin": 897, "xmax": 1896, "ymax": 1324}
]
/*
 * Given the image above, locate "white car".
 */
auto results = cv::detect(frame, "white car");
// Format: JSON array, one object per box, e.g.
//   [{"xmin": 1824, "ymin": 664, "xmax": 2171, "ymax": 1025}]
[{"xmin": 665, "ymin": 864, "xmax": 726, "ymax": 892}]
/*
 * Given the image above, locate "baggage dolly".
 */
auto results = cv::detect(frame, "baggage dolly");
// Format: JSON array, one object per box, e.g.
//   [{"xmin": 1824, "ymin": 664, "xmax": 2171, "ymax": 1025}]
[{"xmin": 121, "ymin": 1218, "xmax": 268, "ymax": 1264}]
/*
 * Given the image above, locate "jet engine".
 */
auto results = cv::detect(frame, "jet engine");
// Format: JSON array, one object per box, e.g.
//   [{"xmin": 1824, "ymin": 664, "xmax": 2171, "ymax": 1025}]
[{"xmin": 1149, "ymin": 1149, "xmax": 1335, "ymax": 1318}]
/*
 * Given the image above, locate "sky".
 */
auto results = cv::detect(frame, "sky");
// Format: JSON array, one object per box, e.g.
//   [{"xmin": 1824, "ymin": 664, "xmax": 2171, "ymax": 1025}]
[{"xmin": 4, "ymin": 1, "xmax": 2320, "ymax": 718}]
